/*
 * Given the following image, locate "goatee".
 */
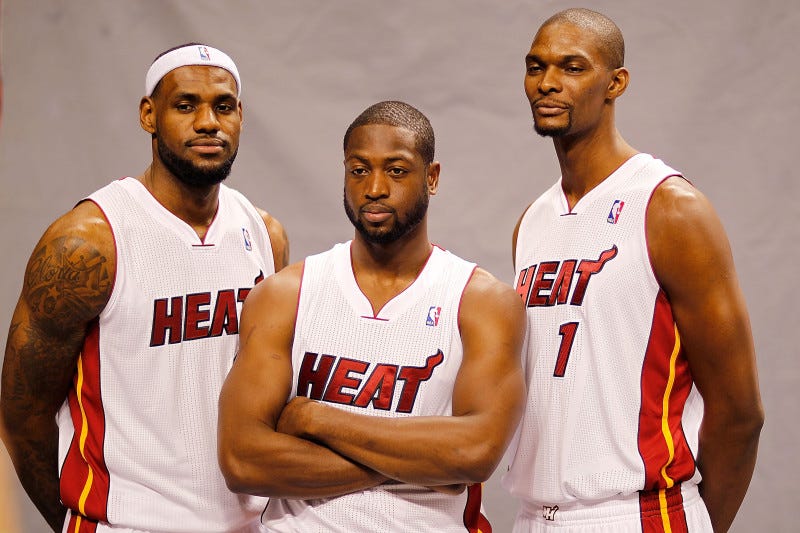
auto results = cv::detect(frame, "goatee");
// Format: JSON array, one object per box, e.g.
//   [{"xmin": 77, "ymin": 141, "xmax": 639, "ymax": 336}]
[
  {"xmin": 344, "ymin": 189, "xmax": 429, "ymax": 245},
  {"xmin": 157, "ymin": 136, "xmax": 237, "ymax": 187}
]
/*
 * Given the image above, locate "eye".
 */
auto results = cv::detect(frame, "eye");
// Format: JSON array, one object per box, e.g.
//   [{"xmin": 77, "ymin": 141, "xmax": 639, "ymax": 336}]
[
  {"xmin": 216, "ymin": 103, "xmax": 235, "ymax": 113},
  {"xmin": 526, "ymin": 63, "xmax": 543, "ymax": 75},
  {"xmin": 350, "ymin": 167, "xmax": 369, "ymax": 176},
  {"xmin": 565, "ymin": 65, "xmax": 585, "ymax": 74},
  {"xmin": 387, "ymin": 167, "xmax": 408, "ymax": 177},
  {"xmin": 176, "ymin": 103, "xmax": 194, "ymax": 112}
]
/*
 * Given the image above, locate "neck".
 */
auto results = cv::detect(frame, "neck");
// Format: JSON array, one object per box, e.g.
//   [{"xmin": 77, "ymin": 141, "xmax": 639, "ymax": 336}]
[
  {"xmin": 552, "ymin": 119, "xmax": 638, "ymax": 210},
  {"xmin": 350, "ymin": 222, "xmax": 433, "ymax": 277},
  {"xmin": 350, "ymin": 225, "xmax": 433, "ymax": 316},
  {"xmin": 138, "ymin": 163, "xmax": 221, "ymax": 239}
]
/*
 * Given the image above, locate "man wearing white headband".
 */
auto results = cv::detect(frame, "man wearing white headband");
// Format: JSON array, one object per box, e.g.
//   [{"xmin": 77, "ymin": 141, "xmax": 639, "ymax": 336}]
[
  {"xmin": 146, "ymin": 43, "xmax": 242, "ymax": 98},
  {"xmin": 1, "ymin": 43, "xmax": 289, "ymax": 532}
]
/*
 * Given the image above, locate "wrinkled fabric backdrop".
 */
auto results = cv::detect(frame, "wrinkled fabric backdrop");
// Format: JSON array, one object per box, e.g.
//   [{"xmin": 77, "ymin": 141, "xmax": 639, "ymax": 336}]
[{"xmin": 1, "ymin": 1, "xmax": 797, "ymax": 531}]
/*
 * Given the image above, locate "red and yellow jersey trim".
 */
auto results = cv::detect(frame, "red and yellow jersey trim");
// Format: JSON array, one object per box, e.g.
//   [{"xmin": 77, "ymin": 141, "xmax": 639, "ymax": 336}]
[
  {"xmin": 637, "ymin": 290, "xmax": 696, "ymax": 531},
  {"xmin": 60, "ymin": 318, "xmax": 110, "ymax": 526}
]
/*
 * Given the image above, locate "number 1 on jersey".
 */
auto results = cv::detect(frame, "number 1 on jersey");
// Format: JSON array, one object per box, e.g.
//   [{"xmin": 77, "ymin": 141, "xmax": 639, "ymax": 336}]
[{"xmin": 554, "ymin": 322, "xmax": 579, "ymax": 377}]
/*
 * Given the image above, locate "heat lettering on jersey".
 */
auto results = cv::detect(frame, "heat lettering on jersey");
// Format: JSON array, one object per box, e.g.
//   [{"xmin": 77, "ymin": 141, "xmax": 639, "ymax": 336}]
[
  {"xmin": 297, "ymin": 350, "xmax": 444, "ymax": 413},
  {"xmin": 515, "ymin": 246, "xmax": 618, "ymax": 307},
  {"xmin": 149, "ymin": 271, "xmax": 264, "ymax": 346}
]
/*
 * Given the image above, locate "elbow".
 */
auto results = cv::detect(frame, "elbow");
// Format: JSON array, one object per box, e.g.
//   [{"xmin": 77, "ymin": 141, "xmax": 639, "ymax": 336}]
[
  {"xmin": 218, "ymin": 440, "xmax": 271, "ymax": 496},
  {"xmin": 218, "ymin": 443, "xmax": 290, "ymax": 498},
  {"xmin": 734, "ymin": 401, "xmax": 765, "ymax": 438},
  {"xmin": 703, "ymin": 401, "xmax": 765, "ymax": 444},
  {"xmin": 747, "ymin": 406, "xmax": 765, "ymax": 439},
  {"xmin": 453, "ymin": 442, "xmax": 504, "ymax": 484},
  {"xmin": 218, "ymin": 448, "xmax": 252, "ymax": 494}
]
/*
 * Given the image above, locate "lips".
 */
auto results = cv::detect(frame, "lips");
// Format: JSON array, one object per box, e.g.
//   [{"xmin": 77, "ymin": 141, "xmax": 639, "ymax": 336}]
[
  {"xmin": 361, "ymin": 204, "xmax": 394, "ymax": 223},
  {"xmin": 187, "ymin": 138, "xmax": 226, "ymax": 155},
  {"xmin": 533, "ymin": 101, "xmax": 569, "ymax": 118},
  {"xmin": 534, "ymin": 100, "xmax": 568, "ymax": 110},
  {"xmin": 187, "ymin": 138, "xmax": 225, "ymax": 147}
]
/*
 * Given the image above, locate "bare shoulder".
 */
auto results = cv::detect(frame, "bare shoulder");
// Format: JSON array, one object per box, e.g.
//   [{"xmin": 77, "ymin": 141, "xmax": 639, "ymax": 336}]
[
  {"xmin": 255, "ymin": 206, "xmax": 289, "ymax": 271},
  {"xmin": 237, "ymin": 260, "xmax": 305, "ymax": 355},
  {"xmin": 648, "ymin": 176, "xmax": 718, "ymax": 231},
  {"xmin": 243, "ymin": 260, "xmax": 303, "ymax": 311},
  {"xmin": 647, "ymin": 176, "xmax": 733, "ymax": 288},
  {"xmin": 461, "ymin": 268, "xmax": 525, "ymax": 323},
  {"xmin": 22, "ymin": 200, "xmax": 116, "ymax": 328}
]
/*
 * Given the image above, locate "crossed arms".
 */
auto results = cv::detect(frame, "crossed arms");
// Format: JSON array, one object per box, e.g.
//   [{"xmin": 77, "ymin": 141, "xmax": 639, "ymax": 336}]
[{"xmin": 218, "ymin": 262, "xmax": 526, "ymax": 498}]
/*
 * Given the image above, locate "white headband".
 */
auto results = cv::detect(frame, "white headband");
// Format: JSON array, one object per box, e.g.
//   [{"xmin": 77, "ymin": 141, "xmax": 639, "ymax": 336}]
[{"xmin": 145, "ymin": 44, "xmax": 241, "ymax": 97}]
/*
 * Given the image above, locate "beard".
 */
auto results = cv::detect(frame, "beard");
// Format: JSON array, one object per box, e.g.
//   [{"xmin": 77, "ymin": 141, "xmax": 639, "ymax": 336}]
[
  {"xmin": 532, "ymin": 106, "xmax": 573, "ymax": 137},
  {"xmin": 157, "ymin": 136, "xmax": 237, "ymax": 188},
  {"xmin": 534, "ymin": 115, "xmax": 572, "ymax": 137},
  {"xmin": 344, "ymin": 189, "xmax": 429, "ymax": 245}
]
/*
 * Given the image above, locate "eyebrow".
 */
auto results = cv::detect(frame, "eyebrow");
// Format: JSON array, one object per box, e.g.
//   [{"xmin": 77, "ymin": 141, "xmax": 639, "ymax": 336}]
[
  {"xmin": 171, "ymin": 91, "xmax": 237, "ymax": 102},
  {"xmin": 346, "ymin": 154, "xmax": 414, "ymax": 164},
  {"xmin": 525, "ymin": 53, "xmax": 589, "ymax": 64}
]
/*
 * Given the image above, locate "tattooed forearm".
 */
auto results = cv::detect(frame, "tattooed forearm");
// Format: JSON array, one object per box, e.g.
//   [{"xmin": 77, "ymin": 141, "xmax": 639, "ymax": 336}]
[
  {"xmin": 2, "ymin": 319, "xmax": 71, "ymax": 532},
  {"xmin": 11, "ymin": 422, "xmax": 67, "ymax": 531},
  {"xmin": 24, "ymin": 235, "xmax": 111, "ymax": 329},
  {"xmin": 3, "ymin": 319, "xmax": 81, "ymax": 417}
]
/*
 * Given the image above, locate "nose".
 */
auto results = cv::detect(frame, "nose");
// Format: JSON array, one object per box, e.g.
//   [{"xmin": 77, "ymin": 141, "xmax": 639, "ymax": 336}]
[
  {"xmin": 538, "ymin": 65, "xmax": 561, "ymax": 94},
  {"xmin": 194, "ymin": 104, "xmax": 220, "ymax": 133},
  {"xmin": 365, "ymin": 171, "xmax": 389, "ymax": 200}
]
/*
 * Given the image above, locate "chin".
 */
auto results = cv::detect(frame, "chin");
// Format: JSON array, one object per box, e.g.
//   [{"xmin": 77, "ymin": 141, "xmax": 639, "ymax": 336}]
[{"xmin": 534, "ymin": 123, "xmax": 571, "ymax": 138}]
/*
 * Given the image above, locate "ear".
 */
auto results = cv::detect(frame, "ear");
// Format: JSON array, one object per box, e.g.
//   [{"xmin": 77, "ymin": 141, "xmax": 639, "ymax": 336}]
[
  {"xmin": 607, "ymin": 67, "xmax": 630, "ymax": 101},
  {"xmin": 140, "ymin": 96, "xmax": 156, "ymax": 134},
  {"xmin": 427, "ymin": 161, "xmax": 441, "ymax": 196},
  {"xmin": 237, "ymin": 100, "xmax": 244, "ymax": 124}
]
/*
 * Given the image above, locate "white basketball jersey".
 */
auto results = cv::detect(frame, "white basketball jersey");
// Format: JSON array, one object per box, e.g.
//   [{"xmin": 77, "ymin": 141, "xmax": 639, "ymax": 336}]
[
  {"xmin": 503, "ymin": 154, "xmax": 704, "ymax": 507},
  {"xmin": 262, "ymin": 241, "xmax": 491, "ymax": 533},
  {"xmin": 56, "ymin": 178, "xmax": 273, "ymax": 532}
]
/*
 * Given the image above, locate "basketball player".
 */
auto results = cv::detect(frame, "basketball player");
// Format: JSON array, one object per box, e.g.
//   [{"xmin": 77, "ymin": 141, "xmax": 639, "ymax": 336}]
[
  {"xmin": 218, "ymin": 101, "xmax": 526, "ymax": 532},
  {"xmin": 1, "ymin": 43, "xmax": 288, "ymax": 532},
  {"xmin": 503, "ymin": 9, "xmax": 764, "ymax": 533}
]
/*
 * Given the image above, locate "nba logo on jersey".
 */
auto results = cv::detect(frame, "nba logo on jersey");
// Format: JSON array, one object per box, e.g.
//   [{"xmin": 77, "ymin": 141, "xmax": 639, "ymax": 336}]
[
  {"xmin": 198, "ymin": 46, "xmax": 211, "ymax": 61},
  {"xmin": 607, "ymin": 199, "xmax": 625, "ymax": 224},
  {"xmin": 242, "ymin": 228, "xmax": 252, "ymax": 251},
  {"xmin": 426, "ymin": 306, "xmax": 441, "ymax": 326}
]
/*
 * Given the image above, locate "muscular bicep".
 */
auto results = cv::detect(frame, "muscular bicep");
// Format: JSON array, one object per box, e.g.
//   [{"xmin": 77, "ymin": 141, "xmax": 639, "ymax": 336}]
[
  {"xmin": 647, "ymin": 179, "xmax": 760, "ymax": 410},
  {"xmin": 2, "ymin": 202, "xmax": 114, "ymax": 421},
  {"xmin": 219, "ymin": 263, "xmax": 301, "ymax": 433},
  {"xmin": 452, "ymin": 270, "xmax": 526, "ymax": 437}
]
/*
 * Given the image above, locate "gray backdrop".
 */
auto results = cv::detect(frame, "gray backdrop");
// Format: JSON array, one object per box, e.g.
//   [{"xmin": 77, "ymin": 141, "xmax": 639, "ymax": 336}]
[{"xmin": 1, "ymin": 1, "xmax": 797, "ymax": 532}]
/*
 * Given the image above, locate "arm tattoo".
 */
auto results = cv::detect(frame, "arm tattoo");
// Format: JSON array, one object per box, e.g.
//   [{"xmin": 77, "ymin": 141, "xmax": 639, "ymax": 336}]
[
  {"xmin": 2, "ymin": 235, "xmax": 110, "ymax": 530},
  {"xmin": 25, "ymin": 235, "xmax": 112, "ymax": 329}
]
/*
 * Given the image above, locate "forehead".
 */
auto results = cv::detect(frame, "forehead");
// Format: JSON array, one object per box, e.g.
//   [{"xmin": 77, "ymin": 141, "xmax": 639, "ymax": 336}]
[
  {"xmin": 529, "ymin": 21, "xmax": 605, "ymax": 63},
  {"xmin": 157, "ymin": 65, "xmax": 237, "ymax": 98},
  {"xmin": 346, "ymin": 124, "xmax": 420, "ymax": 159}
]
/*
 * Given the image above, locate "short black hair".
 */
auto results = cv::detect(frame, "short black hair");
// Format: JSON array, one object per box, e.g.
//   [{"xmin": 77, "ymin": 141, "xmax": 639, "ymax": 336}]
[
  {"xmin": 542, "ymin": 8, "xmax": 625, "ymax": 69},
  {"xmin": 343, "ymin": 101, "xmax": 435, "ymax": 164}
]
